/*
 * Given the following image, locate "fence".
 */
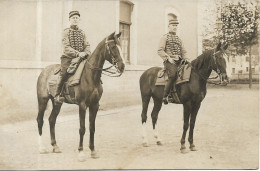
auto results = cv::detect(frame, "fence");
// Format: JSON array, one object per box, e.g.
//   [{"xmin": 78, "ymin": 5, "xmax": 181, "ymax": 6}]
[{"xmin": 230, "ymin": 73, "xmax": 259, "ymax": 83}]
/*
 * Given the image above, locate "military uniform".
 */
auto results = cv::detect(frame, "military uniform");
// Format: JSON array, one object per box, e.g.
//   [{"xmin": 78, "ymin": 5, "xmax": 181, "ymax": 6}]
[
  {"xmin": 158, "ymin": 32, "xmax": 186, "ymax": 77},
  {"xmin": 157, "ymin": 18, "xmax": 187, "ymax": 104},
  {"xmin": 54, "ymin": 11, "xmax": 91, "ymax": 103},
  {"xmin": 60, "ymin": 25, "xmax": 91, "ymax": 77}
]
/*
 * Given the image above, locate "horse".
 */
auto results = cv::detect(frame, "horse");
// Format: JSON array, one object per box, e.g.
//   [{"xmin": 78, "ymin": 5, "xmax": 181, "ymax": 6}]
[
  {"xmin": 36, "ymin": 32, "xmax": 125, "ymax": 161},
  {"xmin": 139, "ymin": 42, "xmax": 229, "ymax": 153}
]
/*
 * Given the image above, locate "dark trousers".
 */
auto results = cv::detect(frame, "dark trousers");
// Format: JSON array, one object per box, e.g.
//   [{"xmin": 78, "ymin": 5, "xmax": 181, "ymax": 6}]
[
  {"xmin": 60, "ymin": 56, "xmax": 72, "ymax": 77},
  {"xmin": 55, "ymin": 56, "xmax": 72, "ymax": 96},
  {"xmin": 163, "ymin": 61, "xmax": 178, "ymax": 98}
]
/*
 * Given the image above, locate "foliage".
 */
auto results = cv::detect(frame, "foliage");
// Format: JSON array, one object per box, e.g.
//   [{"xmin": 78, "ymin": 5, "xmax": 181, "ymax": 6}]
[{"xmin": 220, "ymin": 1, "xmax": 260, "ymax": 55}]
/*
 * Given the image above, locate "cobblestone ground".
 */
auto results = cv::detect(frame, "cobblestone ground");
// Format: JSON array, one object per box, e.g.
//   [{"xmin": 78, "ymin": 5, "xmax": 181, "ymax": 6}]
[{"xmin": 0, "ymin": 86, "xmax": 258, "ymax": 169}]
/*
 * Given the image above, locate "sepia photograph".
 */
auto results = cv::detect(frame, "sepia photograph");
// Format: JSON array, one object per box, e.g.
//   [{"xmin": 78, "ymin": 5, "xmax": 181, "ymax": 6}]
[{"xmin": 0, "ymin": 0, "xmax": 259, "ymax": 169}]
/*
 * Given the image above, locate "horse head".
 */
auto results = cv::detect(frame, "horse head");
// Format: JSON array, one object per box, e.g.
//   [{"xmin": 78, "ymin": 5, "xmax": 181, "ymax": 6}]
[
  {"xmin": 210, "ymin": 42, "xmax": 230, "ymax": 85},
  {"xmin": 104, "ymin": 32, "xmax": 125, "ymax": 74}
]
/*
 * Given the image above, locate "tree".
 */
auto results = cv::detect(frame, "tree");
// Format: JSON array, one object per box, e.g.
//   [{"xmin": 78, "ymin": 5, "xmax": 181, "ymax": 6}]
[{"xmin": 220, "ymin": 0, "xmax": 259, "ymax": 88}]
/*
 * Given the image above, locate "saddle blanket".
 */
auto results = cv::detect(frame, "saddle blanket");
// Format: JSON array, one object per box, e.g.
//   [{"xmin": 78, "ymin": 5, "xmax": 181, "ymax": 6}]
[
  {"xmin": 47, "ymin": 60, "xmax": 87, "ymax": 102},
  {"xmin": 155, "ymin": 64, "xmax": 191, "ymax": 86}
]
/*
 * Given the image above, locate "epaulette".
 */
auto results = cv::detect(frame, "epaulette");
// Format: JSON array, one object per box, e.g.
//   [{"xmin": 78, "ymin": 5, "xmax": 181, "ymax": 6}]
[{"xmin": 64, "ymin": 28, "xmax": 70, "ymax": 31}]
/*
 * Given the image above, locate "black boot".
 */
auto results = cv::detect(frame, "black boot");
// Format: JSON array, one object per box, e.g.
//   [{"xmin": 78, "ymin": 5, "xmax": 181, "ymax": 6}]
[
  {"xmin": 54, "ymin": 75, "xmax": 65, "ymax": 105},
  {"xmin": 163, "ymin": 77, "xmax": 174, "ymax": 105}
]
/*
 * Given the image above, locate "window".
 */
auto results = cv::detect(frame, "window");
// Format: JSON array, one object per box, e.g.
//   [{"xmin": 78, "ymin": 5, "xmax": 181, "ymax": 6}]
[
  {"xmin": 232, "ymin": 55, "xmax": 236, "ymax": 62},
  {"xmin": 232, "ymin": 68, "xmax": 235, "ymax": 73},
  {"xmin": 120, "ymin": 23, "xmax": 131, "ymax": 64},
  {"xmin": 246, "ymin": 56, "xmax": 249, "ymax": 62},
  {"xmin": 246, "ymin": 67, "xmax": 249, "ymax": 72},
  {"xmin": 252, "ymin": 68, "xmax": 255, "ymax": 73},
  {"xmin": 119, "ymin": 1, "xmax": 133, "ymax": 64}
]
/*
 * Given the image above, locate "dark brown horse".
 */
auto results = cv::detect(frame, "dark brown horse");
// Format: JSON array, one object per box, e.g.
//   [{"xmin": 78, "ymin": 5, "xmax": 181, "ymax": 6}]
[
  {"xmin": 139, "ymin": 42, "xmax": 229, "ymax": 153},
  {"xmin": 36, "ymin": 32, "xmax": 125, "ymax": 161}
]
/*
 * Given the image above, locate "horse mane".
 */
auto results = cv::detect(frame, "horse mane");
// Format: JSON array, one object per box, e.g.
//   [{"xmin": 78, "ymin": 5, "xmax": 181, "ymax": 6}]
[
  {"xmin": 88, "ymin": 39, "xmax": 106, "ymax": 60},
  {"xmin": 191, "ymin": 49, "xmax": 213, "ymax": 70},
  {"xmin": 87, "ymin": 32, "xmax": 115, "ymax": 61}
]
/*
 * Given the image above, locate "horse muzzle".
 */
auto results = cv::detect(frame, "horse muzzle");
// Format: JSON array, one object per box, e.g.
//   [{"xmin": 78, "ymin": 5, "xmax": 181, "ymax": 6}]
[{"xmin": 116, "ymin": 62, "xmax": 125, "ymax": 74}]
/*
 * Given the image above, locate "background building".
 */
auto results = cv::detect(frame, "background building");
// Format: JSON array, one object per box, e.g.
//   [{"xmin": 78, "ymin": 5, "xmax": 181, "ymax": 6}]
[{"xmin": 0, "ymin": 0, "xmax": 198, "ymax": 111}]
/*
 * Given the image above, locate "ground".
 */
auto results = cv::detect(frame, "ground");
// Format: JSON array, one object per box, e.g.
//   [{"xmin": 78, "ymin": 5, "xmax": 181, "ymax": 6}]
[{"xmin": 0, "ymin": 84, "xmax": 258, "ymax": 169}]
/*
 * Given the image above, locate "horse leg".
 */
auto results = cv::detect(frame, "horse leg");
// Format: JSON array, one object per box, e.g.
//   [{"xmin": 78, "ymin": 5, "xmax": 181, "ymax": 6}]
[
  {"xmin": 89, "ymin": 103, "xmax": 99, "ymax": 158},
  {"xmin": 36, "ymin": 96, "xmax": 49, "ymax": 154},
  {"xmin": 49, "ymin": 99, "xmax": 62, "ymax": 153},
  {"xmin": 78, "ymin": 102, "xmax": 87, "ymax": 162},
  {"xmin": 141, "ymin": 94, "xmax": 151, "ymax": 147},
  {"xmin": 151, "ymin": 96, "xmax": 163, "ymax": 145},
  {"xmin": 180, "ymin": 102, "xmax": 191, "ymax": 153},
  {"xmin": 188, "ymin": 102, "xmax": 201, "ymax": 151}
]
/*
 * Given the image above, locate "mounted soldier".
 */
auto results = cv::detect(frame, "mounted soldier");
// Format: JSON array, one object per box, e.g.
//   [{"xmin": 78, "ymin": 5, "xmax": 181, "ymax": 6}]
[
  {"xmin": 157, "ymin": 16, "xmax": 189, "ymax": 105},
  {"xmin": 54, "ymin": 11, "xmax": 91, "ymax": 104}
]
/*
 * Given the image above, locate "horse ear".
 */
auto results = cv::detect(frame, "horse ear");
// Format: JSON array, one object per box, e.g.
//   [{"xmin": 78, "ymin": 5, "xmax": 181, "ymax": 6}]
[
  {"xmin": 108, "ymin": 32, "xmax": 115, "ymax": 40},
  {"xmin": 111, "ymin": 32, "xmax": 115, "ymax": 37},
  {"xmin": 116, "ymin": 32, "xmax": 122, "ymax": 38},
  {"xmin": 216, "ymin": 42, "xmax": 222, "ymax": 52},
  {"xmin": 223, "ymin": 43, "xmax": 228, "ymax": 50}
]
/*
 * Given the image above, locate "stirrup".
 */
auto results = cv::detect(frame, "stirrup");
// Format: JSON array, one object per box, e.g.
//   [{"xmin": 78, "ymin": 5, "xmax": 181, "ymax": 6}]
[
  {"xmin": 168, "ymin": 95, "xmax": 174, "ymax": 103},
  {"xmin": 54, "ymin": 95, "xmax": 64, "ymax": 105},
  {"xmin": 162, "ymin": 97, "xmax": 168, "ymax": 105}
]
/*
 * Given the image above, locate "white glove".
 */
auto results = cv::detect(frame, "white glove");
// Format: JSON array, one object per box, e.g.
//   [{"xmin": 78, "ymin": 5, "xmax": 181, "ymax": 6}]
[
  {"xmin": 167, "ymin": 58, "xmax": 176, "ymax": 64},
  {"xmin": 78, "ymin": 52, "xmax": 87, "ymax": 58}
]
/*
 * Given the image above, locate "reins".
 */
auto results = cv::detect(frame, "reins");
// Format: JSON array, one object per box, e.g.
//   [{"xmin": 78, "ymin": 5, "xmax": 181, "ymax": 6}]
[{"xmin": 85, "ymin": 37, "xmax": 123, "ymax": 77}]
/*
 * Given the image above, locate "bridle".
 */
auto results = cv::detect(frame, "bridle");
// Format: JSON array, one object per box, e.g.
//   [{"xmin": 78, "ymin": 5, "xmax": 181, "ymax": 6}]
[
  {"xmin": 189, "ymin": 49, "xmax": 227, "ymax": 86},
  {"xmin": 86, "ymin": 37, "xmax": 123, "ymax": 77},
  {"xmin": 208, "ymin": 50, "xmax": 228, "ymax": 85}
]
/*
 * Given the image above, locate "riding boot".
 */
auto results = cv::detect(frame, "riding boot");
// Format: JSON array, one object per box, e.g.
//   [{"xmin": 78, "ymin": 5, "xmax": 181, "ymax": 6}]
[
  {"xmin": 163, "ymin": 77, "xmax": 174, "ymax": 105},
  {"xmin": 54, "ymin": 75, "xmax": 66, "ymax": 104}
]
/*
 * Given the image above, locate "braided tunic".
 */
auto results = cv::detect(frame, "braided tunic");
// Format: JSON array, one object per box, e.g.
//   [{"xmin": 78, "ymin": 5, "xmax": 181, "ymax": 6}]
[
  {"xmin": 68, "ymin": 29, "xmax": 84, "ymax": 52},
  {"xmin": 165, "ymin": 34, "xmax": 182, "ymax": 58},
  {"xmin": 62, "ymin": 26, "xmax": 91, "ymax": 59},
  {"xmin": 158, "ymin": 33, "xmax": 187, "ymax": 61}
]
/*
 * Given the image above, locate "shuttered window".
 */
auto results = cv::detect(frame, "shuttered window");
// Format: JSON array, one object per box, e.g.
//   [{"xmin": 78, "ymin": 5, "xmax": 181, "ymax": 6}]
[{"xmin": 119, "ymin": 1, "xmax": 133, "ymax": 64}]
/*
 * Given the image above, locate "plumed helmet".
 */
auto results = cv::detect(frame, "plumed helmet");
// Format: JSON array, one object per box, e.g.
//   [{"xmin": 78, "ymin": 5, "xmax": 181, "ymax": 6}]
[{"xmin": 169, "ymin": 15, "xmax": 179, "ymax": 25}]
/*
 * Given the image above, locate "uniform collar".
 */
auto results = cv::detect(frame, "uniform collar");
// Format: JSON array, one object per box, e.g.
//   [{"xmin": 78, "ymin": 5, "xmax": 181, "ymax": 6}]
[
  {"xmin": 169, "ymin": 32, "xmax": 176, "ymax": 35},
  {"xmin": 70, "ymin": 25, "xmax": 79, "ymax": 30}
]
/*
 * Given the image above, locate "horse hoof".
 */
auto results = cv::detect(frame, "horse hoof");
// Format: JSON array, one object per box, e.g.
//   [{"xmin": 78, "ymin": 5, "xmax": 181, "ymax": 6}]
[
  {"xmin": 91, "ymin": 151, "xmax": 99, "ymax": 159},
  {"xmin": 190, "ymin": 146, "xmax": 197, "ymax": 151},
  {"xmin": 142, "ymin": 142, "xmax": 149, "ymax": 147},
  {"xmin": 39, "ymin": 147, "xmax": 48, "ymax": 154},
  {"xmin": 180, "ymin": 147, "xmax": 188, "ymax": 154},
  {"xmin": 78, "ymin": 151, "xmax": 86, "ymax": 162},
  {"xmin": 53, "ymin": 146, "xmax": 62, "ymax": 153},
  {"xmin": 156, "ymin": 141, "xmax": 163, "ymax": 146}
]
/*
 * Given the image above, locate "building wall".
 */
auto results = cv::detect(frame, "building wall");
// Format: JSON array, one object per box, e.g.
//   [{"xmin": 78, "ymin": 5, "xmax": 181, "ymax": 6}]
[
  {"xmin": 0, "ymin": 0, "xmax": 198, "ymax": 116},
  {"xmin": 135, "ymin": 0, "xmax": 198, "ymax": 66}
]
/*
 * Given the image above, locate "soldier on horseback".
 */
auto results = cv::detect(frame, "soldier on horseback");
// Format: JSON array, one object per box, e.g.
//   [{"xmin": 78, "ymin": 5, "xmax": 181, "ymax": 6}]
[
  {"xmin": 54, "ymin": 11, "xmax": 91, "ymax": 104},
  {"xmin": 157, "ymin": 16, "xmax": 188, "ymax": 105}
]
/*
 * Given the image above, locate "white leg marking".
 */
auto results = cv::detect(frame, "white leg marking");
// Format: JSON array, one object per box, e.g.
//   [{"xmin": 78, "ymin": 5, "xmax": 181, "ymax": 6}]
[
  {"xmin": 78, "ymin": 150, "xmax": 86, "ymax": 162},
  {"xmin": 38, "ymin": 135, "xmax": 47, "ymax": 154},
  {"xmin": 142, "ymin": 123, "xmax": 148, "ymax": 147},
  {"xmin": 153, "ymin": 127, "xmax": 163, "ymax": 145}
]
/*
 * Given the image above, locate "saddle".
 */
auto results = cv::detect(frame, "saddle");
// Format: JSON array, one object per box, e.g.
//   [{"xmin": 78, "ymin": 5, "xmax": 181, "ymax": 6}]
[
  {"xmin": 155, "ymin": 63, "xmax": 192, "ymax": 104},
  {"xmin": 47, "ymin": 59, "xmax": 87, "ymax": 104}
]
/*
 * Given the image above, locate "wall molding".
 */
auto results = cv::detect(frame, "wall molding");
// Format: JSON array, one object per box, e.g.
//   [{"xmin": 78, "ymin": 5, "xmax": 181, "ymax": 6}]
[{"xmin": 0, "ymin": 59, "xmax": 159, "ymax": 71}]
